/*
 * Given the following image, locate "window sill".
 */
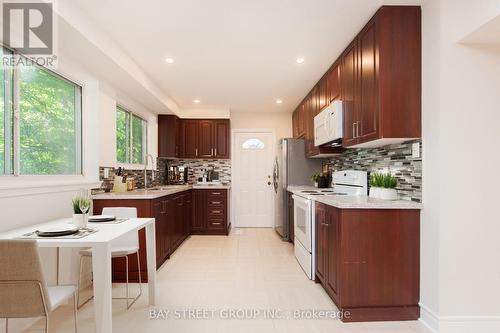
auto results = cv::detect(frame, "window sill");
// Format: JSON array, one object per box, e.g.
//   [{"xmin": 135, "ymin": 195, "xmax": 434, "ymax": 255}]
[
  {"xmin": 0, "ymin": 176, "xmax": 101, "ymax": 198},
  {"xmin": 116, "ymin": 163, "xmax": 154, "ymax": 171}
]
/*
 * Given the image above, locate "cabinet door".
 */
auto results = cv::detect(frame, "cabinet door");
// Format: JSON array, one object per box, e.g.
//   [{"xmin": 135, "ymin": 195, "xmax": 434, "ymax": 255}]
[
  {"xmin": 198, "ymin": 120, "xmax": 214, "ymax": 158},
  {"xmin": 327, "ymin": 63, "xmax": 340, "ymax": 103},
  {"xmin": 153, "ymin": 200, "xmax": 164, "ymax": 264},
  {"xmin": 180, "ymin": 120, "xmax": 199, "ymax": 158},
  {"xmin": 158, "ymin": 115, "xmax": 180, "ymax": 158},
  {"xmin": 341, "ymin": 39, "xmax": 359, "ymax": 147},
  {"xmin": 184, "ymin": 191, "xmax": 192, "ymax": 238},
  {"xmin": 326, "ymin": 206, "xmax": 340, "ymax": 299},
  {"xmin": 191, "ymin": 190, "xmax": 206, "ymax": 230},
  {"xmin": 214, "ymin": 120, "xmax": 230, "ymax": 158},
  {"xmin": 292, "ymin": 110, "xmax": 299, "ymax": 138},
  {"xmin": 297, "ymin": 103, "xmax": 306, "ymax": 138},
  {"xmin": 315, "ymin": 202, "xmax": 328, "ymax": 282},
  {"xmin": 358, "ymin": 20, "xmax": 379, "ymax": 143},
  {"xmin": 163, "ymin": 198, "xmax": 172, "ymax": 257},
  {"xmin": 318, "ymin": 78, "xmax": 328, "ymax": 111}
]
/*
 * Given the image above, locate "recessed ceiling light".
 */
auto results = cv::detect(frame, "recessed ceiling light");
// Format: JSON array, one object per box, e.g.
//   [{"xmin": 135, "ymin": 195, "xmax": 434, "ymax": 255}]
[
  {"xmin": 165, "ymin": 58, "xmax": 174, "ymax": 64},
  {"xmin": 276, "ymin": 99, "xmax": 283, "ymax": 104},
  {"xmin": 296, "ymin": 57, "xmax": 305, "ymax": 64},
  {"xmin": 193, "ymin": 99, "xmax": 201, "ymax": 104}
]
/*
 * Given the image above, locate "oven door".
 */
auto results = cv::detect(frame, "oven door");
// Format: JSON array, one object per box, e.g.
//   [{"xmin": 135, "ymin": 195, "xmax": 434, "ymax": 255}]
[{"xmin": 293, "ymin": 194, "xmax": 312, "ymax": 252}]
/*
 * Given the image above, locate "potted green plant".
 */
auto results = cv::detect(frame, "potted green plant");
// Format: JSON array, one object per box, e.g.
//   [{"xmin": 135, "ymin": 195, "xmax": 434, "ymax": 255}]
[
  {"xmin": 310, "ymin": 172, "xmax": 321, "ymax": 188},
  {"xmin": 72, "ymin": 196, "xmax": 92, "ymax": 228},
  {"xmin": 369, "ymin": 172, "xmax": 398, "ymax": 200}
]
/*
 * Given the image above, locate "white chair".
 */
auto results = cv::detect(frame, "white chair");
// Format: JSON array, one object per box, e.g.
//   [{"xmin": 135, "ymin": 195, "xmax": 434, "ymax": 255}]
[
  {"xmin": 0, "ymin": 240, "xmax": 77, "ymax": 333},
  {"xmin": 77, "ymin": 207, "xmax": 141, "ymax": 309}
]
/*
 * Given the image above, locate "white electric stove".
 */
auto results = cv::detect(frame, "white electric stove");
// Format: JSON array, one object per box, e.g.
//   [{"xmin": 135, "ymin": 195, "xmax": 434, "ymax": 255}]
[{"xmin": 293, "ymin": 170, "xmax": 368, "ymax": 279}]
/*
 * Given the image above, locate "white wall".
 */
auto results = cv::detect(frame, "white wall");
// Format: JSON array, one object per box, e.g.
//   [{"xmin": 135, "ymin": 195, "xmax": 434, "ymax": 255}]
[
  {"xmin": 230, "ymin": 111, "xmax": 292, "ymax": 140},
  {"xmin": 421, "ymin": 1, "xmax": 500, "ymax": 332}
]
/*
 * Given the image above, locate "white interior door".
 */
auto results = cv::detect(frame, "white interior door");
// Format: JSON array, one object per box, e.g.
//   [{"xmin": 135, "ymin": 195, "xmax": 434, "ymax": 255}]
[{"xmin": 232, "ymin": 131, "xmax": 275, "ymax": 227}]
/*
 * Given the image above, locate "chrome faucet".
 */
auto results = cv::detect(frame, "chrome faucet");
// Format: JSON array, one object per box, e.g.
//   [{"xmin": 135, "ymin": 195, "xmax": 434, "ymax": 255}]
[{"xmin": 144, "ymin": 154, "xmax": 155, "ymax": 189}]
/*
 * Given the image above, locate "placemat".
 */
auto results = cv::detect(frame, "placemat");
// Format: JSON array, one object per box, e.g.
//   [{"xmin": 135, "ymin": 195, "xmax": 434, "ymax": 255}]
[{"xmin": 18, "ymin": 227, "xmax": 98, "ymax": 240}]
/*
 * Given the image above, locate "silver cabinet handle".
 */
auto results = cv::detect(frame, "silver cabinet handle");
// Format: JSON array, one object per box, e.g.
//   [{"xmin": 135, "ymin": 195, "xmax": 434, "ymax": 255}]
[
  {"xmin": 356, "ymin": 121, "xmax": 361, "ymax": 138},
  {"xmin": 352, "ymin": 123, "xmax": 356, "ymax": 138},
  {"xmin": 215, "ymin": 148, "xmax": 217, "ymax": 156},
  {"xmin": 211, "ymin": 222, "xmax": 222, "ymax": 225},
  {"xmin": 212, "ymin": 210, "xmax": 222, "ymax": 214},
  {"xmin": 211, "ymin": 148, "xmax": 214, "ymax": 156},
  {"xmin": 211, "ymin": 201, "xmax": 221, "ymax": 204},
  {"xmin": 195, "ymin": 148, "xmax": 198, "ymax": 157},
  {"xmin": 211, "ymin": 192, "xmax": 221, "ymax": 195}
]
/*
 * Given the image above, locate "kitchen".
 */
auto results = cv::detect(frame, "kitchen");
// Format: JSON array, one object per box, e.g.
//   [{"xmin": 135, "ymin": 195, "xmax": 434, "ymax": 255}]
[{"xmin": 1, "ymin": 1, "xmax": 499, "ymax": 333}]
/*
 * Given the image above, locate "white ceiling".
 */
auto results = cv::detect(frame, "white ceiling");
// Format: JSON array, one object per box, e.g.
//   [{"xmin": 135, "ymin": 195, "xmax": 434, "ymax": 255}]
[{"xmin": 71, "ymin": 0, "xmax": 423, "ymax": 114}]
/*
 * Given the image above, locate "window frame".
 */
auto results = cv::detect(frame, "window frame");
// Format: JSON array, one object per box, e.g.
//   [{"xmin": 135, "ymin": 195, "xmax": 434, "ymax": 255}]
[
  {"xmin": 116, "ymin": 105, "xmax": 147, "ymax": 166},
  {"xmin": 0, "ymin": 45, "xmax": 83, "ymax": 177}
]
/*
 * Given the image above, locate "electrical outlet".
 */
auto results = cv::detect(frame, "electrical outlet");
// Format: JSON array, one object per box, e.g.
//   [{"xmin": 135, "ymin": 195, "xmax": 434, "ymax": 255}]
[{"xmin": 412, "ymin": 142, "xmax": 420, "ymax": 158}]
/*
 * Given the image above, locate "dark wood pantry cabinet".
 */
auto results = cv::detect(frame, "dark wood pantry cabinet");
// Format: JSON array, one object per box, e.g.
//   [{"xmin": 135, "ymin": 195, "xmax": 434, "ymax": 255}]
[
  {"xmin": 292, "ymin": 6, "xmax": 421, "ymax": 152},
  {"xmin": 315, "ymin": 201, "xmax": 420, "ymax": 322}
]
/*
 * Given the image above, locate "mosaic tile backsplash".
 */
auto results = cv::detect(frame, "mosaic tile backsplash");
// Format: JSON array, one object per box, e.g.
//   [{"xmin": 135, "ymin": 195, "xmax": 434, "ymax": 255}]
[
  {"xmin": 97, "ymin": 158, "xmax": 231, "ymax": 190},
  {"xmin": 327, "ymin": 140, "xmax": 422, "ymax": 202},
  {"xmin": 157, "ymin": 158, "xmax": 231, "ymax": 185}
]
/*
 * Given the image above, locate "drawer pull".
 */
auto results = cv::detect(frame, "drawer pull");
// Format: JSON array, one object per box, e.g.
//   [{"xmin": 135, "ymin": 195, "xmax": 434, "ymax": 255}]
[
  {"xmin": 211, "ymin": 201, "xmax": 221, "ymax": 204},
  {"xmin": 211, "ymin": 192, "xmax": 221, "ymax": 195},
  {"xmin": 211, "ymin": 210, "xmax": 222, "ymax": 214},
  {"xmin": 211, "ymin": 222, "xmax": 222, "ymax": 225}
]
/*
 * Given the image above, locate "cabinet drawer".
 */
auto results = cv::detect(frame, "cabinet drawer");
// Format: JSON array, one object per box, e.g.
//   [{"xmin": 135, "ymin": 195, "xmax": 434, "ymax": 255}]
[
  {"xmin": 207, "ymin": 190, "xmax": 227, "ymax": 198},
  {"xmin": 208, "ymin": 197, "xmax": 226, "ymax": 206},
  {"xmin": 208, "ymin": 217, "xmax": 225, "ymax": 229},
  {"xmin": 208, "ymin": 207, "xmax": 225, "ymax": 216}
]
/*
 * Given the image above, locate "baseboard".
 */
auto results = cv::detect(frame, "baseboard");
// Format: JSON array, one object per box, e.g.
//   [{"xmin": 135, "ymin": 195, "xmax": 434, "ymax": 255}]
[
  {"xmin": 439, "ymin": 316, "xmax": 500, "ymax": 333},
  {"xmin": 419, "ymin": 303, "xmax": 439, "ymax": 333},
  {"xmin": 419, "ymin": 302, "xmax": 500, "ymax": 333}
]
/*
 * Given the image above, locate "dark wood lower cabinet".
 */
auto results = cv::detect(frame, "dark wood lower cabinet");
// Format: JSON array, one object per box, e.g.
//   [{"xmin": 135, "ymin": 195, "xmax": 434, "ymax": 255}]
[
  {"xmin": 315, "ymin": 202, "xmax": 420, "ymax": 322},
  {"xmin": 191, "ymin": 189, "xmax": 230, "ymax": 235},
  {"xmin": 92, "ymin": 190, "xmax": 192, "ymax": 282}
]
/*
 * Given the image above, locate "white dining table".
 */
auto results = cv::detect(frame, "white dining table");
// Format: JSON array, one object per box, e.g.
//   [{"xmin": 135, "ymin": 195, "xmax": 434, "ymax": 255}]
[{"xmin": 0, "ymin": 217, "xmax": 157, "ymax": 333}]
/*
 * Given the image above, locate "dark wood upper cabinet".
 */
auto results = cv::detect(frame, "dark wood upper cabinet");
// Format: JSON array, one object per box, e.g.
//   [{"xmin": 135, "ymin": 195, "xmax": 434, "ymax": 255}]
[
  {"xmin": 198, "ymin": 120, "xmax": 215, "ymax": 158},
  {"xmin": 318, "ymin": 78, "xmax": 328, "ymax": 112},
  {"xmin": 341, "ymin": 39, "xmax": 359, "ymax": 147},
  {"xmin": 327, "ymin": 62, "xmax": 340, "ymax": 103},
  {"xmin": 291, "ymin": 6, "xmax": 421, "ymax": 151},
  {"xmin": 180, "ymin": 119, "xmax": 199, "ymax": 158},
  {"xmin": 343, "ymin": 6, "xmax": 421, "ymax": 147},
  {"xmin": 164, "ymin": 118, "xmax": 230, "ymax": 159},
  {"xmin": 158, "ymin": 115, "xmax": 180, "ymax": 158},
  {"xmin": 214, "ymin": 119, "xmax": 230, "ymax": 158}
]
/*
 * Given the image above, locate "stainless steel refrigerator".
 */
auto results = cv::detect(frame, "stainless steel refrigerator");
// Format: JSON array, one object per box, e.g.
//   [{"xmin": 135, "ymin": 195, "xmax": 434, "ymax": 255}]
[{"xmin": 273, "ymin": 138, "xmax": 323, "ymax": 240}]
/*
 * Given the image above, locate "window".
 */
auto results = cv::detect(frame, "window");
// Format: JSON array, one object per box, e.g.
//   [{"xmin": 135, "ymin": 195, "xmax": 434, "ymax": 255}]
[
  {"xmin": 116, "ymin": 106, "xmax": 147, "ymax": 164},
  {"xmin": 1, "ymin": 46, "xmax": 82, "ymax": 175},
  {"xmin": 241, "ymin": 138, "xmax": 265, "ymax": 150}
]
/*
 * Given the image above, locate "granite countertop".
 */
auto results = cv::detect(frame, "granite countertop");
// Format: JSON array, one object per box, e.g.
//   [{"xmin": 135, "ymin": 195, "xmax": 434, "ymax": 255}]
[
  {"xmin": 92, "ymin": 185, "xmax": 192, "ymax": 200},
  {"xmin": 92, "ymin": 183, "xmax": 232, "ymax": 200},
  {"xmin": 192, "ymin": 184, "xmax": 231, "ymax": 189},
  {"xmin": 287, "ymin": 185, "xmax": 422, "ymax": 210}
]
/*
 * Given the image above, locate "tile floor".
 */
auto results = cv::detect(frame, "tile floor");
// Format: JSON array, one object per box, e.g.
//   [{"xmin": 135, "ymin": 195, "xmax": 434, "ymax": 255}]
[{"xmin": 25, "ymin": 228, "xmax": 430, "ymax": 332}]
